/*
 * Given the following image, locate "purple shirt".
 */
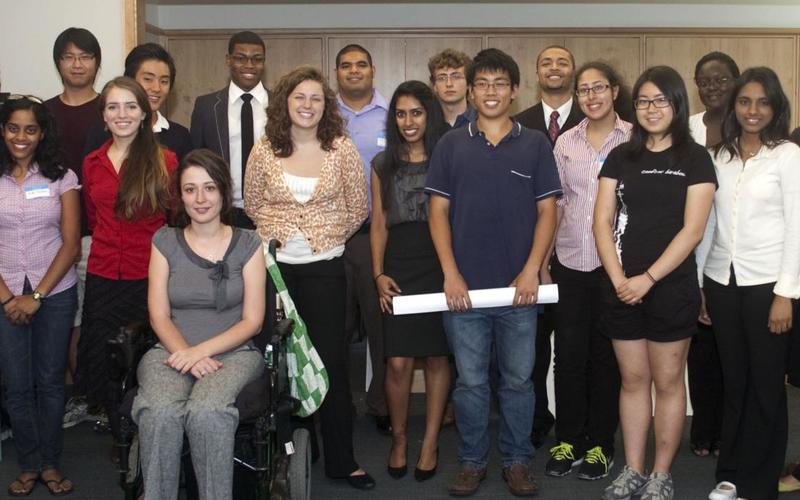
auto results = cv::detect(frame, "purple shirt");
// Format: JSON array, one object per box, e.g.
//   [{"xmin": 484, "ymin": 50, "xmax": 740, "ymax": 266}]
[
  {"xmin": 0, "ymin": 165, "xmax": 79, "ymax": 295},
  {"xmin": 337, "ymin": 90, "xmax": 389, "ymax": 210},
  {"xmin": 552, "ymin": 115, "xmax": 632, "ymax": 272}
]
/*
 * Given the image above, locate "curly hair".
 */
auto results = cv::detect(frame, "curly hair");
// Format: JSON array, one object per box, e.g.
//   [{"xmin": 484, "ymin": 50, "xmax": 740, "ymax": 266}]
[
  {"xmin": 265, "ymin": 65, "xmax": 345, "ymax": 157},
  {"xmin": 100, "ymin": 76, "xmax": 171, "ymax": 220},
  {"xmin": 428, "ymin": 49, "xmax": 472, "ymax": 82},
  {"xmin": 0, "ymin": 96, "xmax": 65, "ymax": 181}
]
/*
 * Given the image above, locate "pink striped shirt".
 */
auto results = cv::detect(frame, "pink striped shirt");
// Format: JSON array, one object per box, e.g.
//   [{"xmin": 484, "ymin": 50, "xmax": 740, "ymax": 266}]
[
  {"xmin": 0, "ymin": 165, "xmax": 80, "ymax": 295},
  {"xmin": 553, "ymin": 115, "xmax": 632, "ymax": 272}
]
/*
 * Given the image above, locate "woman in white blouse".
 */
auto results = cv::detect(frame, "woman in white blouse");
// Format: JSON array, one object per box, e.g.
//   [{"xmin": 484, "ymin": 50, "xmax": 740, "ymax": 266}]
[{"xmin": 702, "ymin": 67, "xmax": 800, "ymax": 500}]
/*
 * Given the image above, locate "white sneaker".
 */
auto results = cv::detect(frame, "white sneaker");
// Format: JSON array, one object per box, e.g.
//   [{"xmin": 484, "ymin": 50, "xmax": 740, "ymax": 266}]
[{"xmin": 708, "ymin": 481, "xmax": 737, "ymax": 500}]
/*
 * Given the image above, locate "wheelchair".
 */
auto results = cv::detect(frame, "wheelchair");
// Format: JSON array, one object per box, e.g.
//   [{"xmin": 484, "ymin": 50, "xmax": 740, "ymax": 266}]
[{"xmin": 106, "ymin": 240, "xmax": 311, "ymax": 500}]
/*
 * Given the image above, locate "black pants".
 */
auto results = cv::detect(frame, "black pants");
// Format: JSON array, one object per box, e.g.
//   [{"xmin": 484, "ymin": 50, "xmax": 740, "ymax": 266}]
[
  {"xmin": 344, "ymin": 229, "xmax": 387, "ymax": 416},
  {"xmin": 705, "ymin": 274, "xmax": 788, "ymax": 500},
  {"xmin": 533, "ymin": 306, "xmax": 554, "ymax": 434},
  {"xmin": 551, "ymin": 257, "xmax": 620, "ymax": 452},
  {"xmin": 279, "ymin": 258, "xmax": 359, "ymax": 478},
  {"xmin": 687, "ymin": 323, "xmax": 722, "ymax": 448}
]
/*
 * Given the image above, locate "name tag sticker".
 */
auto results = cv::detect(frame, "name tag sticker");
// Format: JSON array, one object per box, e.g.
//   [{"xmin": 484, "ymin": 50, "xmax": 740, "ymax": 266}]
[
  {"xmin": 24, "ymin": 185, "xmax": 50, "ymax": 199},
  {"xmin": 376, "ymin": 133, "xmax": 386, "ymax": 148}
]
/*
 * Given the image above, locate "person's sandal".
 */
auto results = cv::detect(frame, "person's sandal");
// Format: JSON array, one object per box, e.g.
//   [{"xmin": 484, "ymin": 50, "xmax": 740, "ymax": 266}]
[
  {"xmin": 39, "ymin": 470, "xmax": 73, "ymax": 497},
  {"xmin": 691, "ymin": 442, "xmax": 711, "ymax": 457},
  {"xmin": 7, "ymin": 474, "xmax": 38, "ymax": 497}
]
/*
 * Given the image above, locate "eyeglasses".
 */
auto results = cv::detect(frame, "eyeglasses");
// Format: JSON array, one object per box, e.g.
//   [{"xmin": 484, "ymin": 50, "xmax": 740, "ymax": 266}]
[
  {"xmin": 472, "ymin": 80, "xmax": 511, "ymax": 92},
  {"xmin": 576, "ymin": 84, "xmax": 611, "ymax": 97},
  {"xmin": 60, "ymin": 53, "xmax": 95, "ymax": 64},
  {"xmin": 634, "ymin": 97, "xmax": 671, "ymax": 110},
  {"xmin": 7, "ymin": 94, "xmax": 43, "ymax": 104},
  {"xmin": 695, "ymin": 76, "xmax": 732, "ymax": 89},
  {"xmin": 434, "ymin": 73, "xmax": 465, "ymax": 83},
  {"xmin": 230, "ymin": 54, "xmax": 266, "ymax": 65}
]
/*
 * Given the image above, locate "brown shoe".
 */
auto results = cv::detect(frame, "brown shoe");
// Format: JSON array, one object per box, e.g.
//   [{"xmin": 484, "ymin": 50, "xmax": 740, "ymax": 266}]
[
  {"xmin": 502, "ymin": 464, "xmax": 539, "ymax": 496},
  {"xmin": 447, "ymin": 465, "xmax": 487, "ymax": 496}
]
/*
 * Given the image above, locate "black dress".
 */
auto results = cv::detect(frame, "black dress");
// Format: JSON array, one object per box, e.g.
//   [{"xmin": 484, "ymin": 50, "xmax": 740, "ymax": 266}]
[{"xmin": 373, "ymin": 153, "xmax": 449, "ymax": 358}]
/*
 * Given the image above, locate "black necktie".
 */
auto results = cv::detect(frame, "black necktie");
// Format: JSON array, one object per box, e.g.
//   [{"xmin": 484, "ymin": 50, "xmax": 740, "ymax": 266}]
[{"xmin": 240, "ymin": 93, "xmax": 254, "ymax": 197}]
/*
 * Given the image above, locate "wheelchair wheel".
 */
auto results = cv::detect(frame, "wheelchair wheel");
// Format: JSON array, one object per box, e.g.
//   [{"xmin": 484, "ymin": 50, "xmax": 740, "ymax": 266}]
[{"xmin": 288, "ymin": 428, "xmax": 311, "ymax": 500}]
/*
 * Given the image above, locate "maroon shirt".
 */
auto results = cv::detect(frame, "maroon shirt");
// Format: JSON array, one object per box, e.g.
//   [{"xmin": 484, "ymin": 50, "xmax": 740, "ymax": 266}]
[{"xmin": 44, "ymin": 95, "xmax": 102, "ymax": 183}]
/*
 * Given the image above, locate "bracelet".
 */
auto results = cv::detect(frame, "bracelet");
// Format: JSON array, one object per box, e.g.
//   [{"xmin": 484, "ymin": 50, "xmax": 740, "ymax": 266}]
[
  {"xmin": 644, "ymin": 270, "xmax": 657, "ymax": 284},
  {"xmin": 1, "ymin": 295, "xmax": 14, "ymax": 306},
  {"xmin": 373, "ymin": 273, "xmax": 385, "ymax": 281}
]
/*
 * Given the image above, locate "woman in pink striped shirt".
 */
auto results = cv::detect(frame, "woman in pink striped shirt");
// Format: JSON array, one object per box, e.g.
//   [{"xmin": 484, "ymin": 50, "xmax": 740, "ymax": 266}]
[{"xmin": 544, "ymin": 62, "xmax": 632, "ymax": 482}]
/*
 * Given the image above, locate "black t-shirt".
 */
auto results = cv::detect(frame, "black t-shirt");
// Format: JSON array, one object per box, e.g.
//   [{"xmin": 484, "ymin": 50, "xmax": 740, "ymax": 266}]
[{"xmin": 599, "ymin": 142, "xmax": 716, "ymax": 280}]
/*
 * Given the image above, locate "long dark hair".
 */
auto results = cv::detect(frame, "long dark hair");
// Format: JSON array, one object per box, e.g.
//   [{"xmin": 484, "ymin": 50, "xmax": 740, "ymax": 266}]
[
  {"xmin": 623, "ymin": 65, "xmax": 692, "ymax": 161},
  {"xmin": 266, "ymin": 66, "xmax": 344, "ymax": 158},
  {"xmin": 574, "ymin": 60, "xmax": 633, "ymax": 122},
  {"xmin": 174, "ymin": 149, "xmax": 234, "ymax": 227},
  {"xmin": 379, "ymin": 81, "xmax": 447, "ymax": 211},
  {"xmin": 100, "ymin": 76, "xmax": 170, "ymax": 220},
  {"xmin": 0, "ymin": 96, "xmax": 65, "ymax": 181},
  {"xmin": 715, "ymin": 67, "xmax": 790, "ymax": 160}
]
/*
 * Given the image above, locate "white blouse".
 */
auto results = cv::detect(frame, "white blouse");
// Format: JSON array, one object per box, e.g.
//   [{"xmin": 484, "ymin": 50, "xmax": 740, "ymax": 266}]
[{"xmin": 700, "ymin": 141, "xmax": 800, "ymax": 298}]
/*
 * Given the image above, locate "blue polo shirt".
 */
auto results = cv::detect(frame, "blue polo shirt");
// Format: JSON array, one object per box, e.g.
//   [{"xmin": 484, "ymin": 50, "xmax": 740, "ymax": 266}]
[
  {"xmin": 425, "ymin": 120, "xmax": 561, "ymax": 290},
  {"xmin": 452, "ymin": 104, "xmax": 478, "ymax": 129}
]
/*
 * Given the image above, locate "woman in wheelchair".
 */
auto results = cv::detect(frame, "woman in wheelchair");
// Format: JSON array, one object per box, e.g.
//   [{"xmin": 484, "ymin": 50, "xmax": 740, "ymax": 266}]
[{"xmin": 132, "ymin": 148, "xmax": 267, "ymax": 500}]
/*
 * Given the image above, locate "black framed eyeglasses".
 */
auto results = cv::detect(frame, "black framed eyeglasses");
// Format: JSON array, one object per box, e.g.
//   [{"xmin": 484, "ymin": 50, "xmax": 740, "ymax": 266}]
[
  {"xmin": 576, "ymin": 84, "xmax": 611, "ymax": 97},
  {"xmin": 633, "ymin": 97, "xmax": 671, "ymax": 110},
  {"xmin": 695, "ymin": 76, "xmax": 732, "ymax": 89}
]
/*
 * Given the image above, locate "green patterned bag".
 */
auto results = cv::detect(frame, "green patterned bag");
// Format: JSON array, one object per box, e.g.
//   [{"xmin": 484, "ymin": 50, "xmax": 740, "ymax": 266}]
[{"xmin": 265, "ymin": 250, "xmax": 329, "ymax": 417}]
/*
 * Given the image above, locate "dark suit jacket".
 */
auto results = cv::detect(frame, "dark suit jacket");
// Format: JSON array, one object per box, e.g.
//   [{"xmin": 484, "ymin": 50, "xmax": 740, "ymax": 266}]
[
  {"xmin": 515, "ymin": 100, "xmax": 585, "ymax": 147},
  {"xmin": 190, "ymin": 88, "xmax": 231, "ymax": 162}
]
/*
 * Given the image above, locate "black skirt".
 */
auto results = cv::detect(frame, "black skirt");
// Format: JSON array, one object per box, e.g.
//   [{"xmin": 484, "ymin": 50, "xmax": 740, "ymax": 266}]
[
  {"xmin": 383, "ymin": 222, "xmax": 449, "ymax": 358},
  {"xmin": 76, "ymin": 273, "xmax": 148, "ymax": 407}
]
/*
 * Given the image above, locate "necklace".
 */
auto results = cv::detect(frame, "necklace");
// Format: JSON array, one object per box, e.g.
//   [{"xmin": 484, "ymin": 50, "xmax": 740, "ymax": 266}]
[{"xmin": 186, "ymin": 226, "xmax": 230, "ymax": 261}]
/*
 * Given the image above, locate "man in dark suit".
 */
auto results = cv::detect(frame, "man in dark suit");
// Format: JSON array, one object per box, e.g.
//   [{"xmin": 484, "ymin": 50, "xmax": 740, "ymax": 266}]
[
  {"xmin": 515, "ymin": 45, "xmax": 583, "ymax": 451},
  {"xmin": 190, "ymin": 31, "xmax": 268, "ymax": 229}
]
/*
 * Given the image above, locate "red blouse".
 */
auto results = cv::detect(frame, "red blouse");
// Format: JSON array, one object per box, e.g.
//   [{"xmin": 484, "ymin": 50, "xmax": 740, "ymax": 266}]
[{"xmin": 83, "ymin": 140, "xmax": 177, "ymax": 280}]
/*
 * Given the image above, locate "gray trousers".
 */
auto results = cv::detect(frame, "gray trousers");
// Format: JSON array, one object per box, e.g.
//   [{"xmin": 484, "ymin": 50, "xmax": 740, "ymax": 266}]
[{"xmin": 132, "ymin": 345, "xmax": 263, "ymax": 500}]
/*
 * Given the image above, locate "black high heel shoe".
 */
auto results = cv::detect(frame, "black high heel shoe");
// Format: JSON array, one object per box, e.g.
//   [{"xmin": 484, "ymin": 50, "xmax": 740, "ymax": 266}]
[
  {"xmin": 387, "ymin": 443, "xmax": 408, "ymax": 479},
  {"xmin": 414, "ymin": 446, "xmax": 439, "ymax": 482}
]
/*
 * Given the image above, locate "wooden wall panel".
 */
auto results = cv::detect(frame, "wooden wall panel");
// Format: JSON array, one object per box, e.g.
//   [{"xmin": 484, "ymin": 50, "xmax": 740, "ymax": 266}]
[
  {"xmin": 487, "ymin": 36, "xmax": 563, "ymax": 114},
  {"xmin": 404, "ymin": 37, "xmax": 484, "ymax": 84},
  {"xmin": 327, "ymin": 37, "xmax": 406, "ymax": 103},
  {"xmin": 646, "ymin": 36, "xmax": 797, "ymax": 118},
  {"xmin": 566, "ymin": 36, "xmax": 642, "ymax": 96}
]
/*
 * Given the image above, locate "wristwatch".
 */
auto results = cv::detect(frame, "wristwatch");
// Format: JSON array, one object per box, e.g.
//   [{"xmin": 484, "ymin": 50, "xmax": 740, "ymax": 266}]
[{"xmin": 32, "ymin": 291, "xmax": 43, "ymax": 302}]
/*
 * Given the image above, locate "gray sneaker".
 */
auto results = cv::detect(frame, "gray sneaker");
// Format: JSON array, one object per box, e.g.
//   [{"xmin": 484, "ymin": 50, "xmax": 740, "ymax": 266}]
[
  {"xmin": 640, "ymin": 472, "xmax": 674, "ymax": 500},
  {"xmin": 601, "ymin": 465, "xmax": 648, "ymax": 500}
]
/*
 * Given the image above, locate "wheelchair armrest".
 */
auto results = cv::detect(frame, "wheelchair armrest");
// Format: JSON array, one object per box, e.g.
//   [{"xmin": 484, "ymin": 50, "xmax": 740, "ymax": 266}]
[
  {"xmin": 271, "ymin": 318, "xmax": 294, "ymax": 344},
  {"xmin": 107, "ymin": 323, "xmax": 157, "ymax": 381}
]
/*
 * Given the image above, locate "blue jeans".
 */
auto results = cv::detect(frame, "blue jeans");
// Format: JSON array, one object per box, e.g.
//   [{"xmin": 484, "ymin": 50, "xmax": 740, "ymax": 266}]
[
  {"xmin": 0, "ymin": 285, "xmax": 77, "ymax": 471},
  {"xmin": 443, "ymin": 305, "xmax": 537, "ymax": 468}
]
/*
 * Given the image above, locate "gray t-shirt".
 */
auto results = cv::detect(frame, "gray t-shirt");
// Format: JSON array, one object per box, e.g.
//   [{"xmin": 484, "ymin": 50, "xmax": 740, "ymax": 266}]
[{"xmin": 152, "ymin": 226, "xmax": 262, "ymax": 348}]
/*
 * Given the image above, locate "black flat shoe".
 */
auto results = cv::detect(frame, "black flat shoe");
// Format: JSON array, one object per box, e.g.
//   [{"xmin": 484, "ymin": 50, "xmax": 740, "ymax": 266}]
[
  {"xmin": 388, "ymin": 464, "xmax": 407, "ymax": 479},
  {"xmin": 414, "ymin": 446, "xmax": 438, "ymax": 482},
  {"xmin": 346, "ymin": 472, "xmax": 376, "ymax": 490}
]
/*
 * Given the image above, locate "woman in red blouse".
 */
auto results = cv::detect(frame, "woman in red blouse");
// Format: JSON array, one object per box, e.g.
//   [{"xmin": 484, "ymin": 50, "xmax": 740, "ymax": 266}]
[{"xmin": 76, "ymin": 76, "xmax": 177, "ymax": 435}]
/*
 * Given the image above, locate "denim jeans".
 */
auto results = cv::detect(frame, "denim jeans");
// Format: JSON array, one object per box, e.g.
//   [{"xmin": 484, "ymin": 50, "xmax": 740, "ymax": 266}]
[
  {"xmin": 443, "ymin": 305, "xmax": 537, "ymax": 468},
  {"xmin": 0, "ymin": 285, "xmax": 77, "ymax": 471}
]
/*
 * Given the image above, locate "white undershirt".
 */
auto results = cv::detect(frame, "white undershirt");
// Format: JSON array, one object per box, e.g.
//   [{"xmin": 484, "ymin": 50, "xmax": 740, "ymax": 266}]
[
  {"xmin": 228, "ymin": 81, "xmax": 268, "ymax": 207},
  {"xmin": 278, "ymin": 172, "xmax": 344, "ymax": 264}
]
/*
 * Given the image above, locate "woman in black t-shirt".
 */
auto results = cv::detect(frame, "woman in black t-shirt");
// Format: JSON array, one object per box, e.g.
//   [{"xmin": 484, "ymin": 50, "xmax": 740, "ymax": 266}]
[{"xmin": 593, "ymin": 66, "xmax": 716, "ymax": 500}]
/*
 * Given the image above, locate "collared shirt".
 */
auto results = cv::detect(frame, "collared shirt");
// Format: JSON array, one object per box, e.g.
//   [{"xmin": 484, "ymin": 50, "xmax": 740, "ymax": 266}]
[
  {"xmin": 451, "ymin": 104, "xmax": 478, "ymax": 130},
  {"xmin": 82, "ymin": 140, "xmax": 178, "ymax": 280},
  {"xmin": 425, "ymin": 119, "xmax": 562, "ymax": 290},
  {"xmin": 542, "ymin": 98, "xmax": 574, "ymax": 130},
  {"xmin": 553, "ymin": 115, "xmax": 632, "ymax": 272},
  {"xmin": 701, "ymin": 141, "xmax": 800, "ymax": 298},
  {"xmin": 337, "ymin": 90, "xmax": 389, "ymax": 208},
  {"xmin": 0, "ymin": 164, "xmax": 79, "ymax": 296},
  {"xmin": 153, "ymin": 110, "xmax": 171, "ymax": 133},
  {"xmin": 228, "ymin": 81, "xmax": 268, "ymax": 207},
  {"xmin": 243, "ymin": 135, "xmax": 368, "ymax": 255}
]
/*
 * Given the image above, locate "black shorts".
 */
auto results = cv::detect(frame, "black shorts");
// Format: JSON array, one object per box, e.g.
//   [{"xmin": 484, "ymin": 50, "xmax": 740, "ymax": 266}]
[{"xmin": 601, "ymin": 273, "xmax": 700, "ymax": 343}]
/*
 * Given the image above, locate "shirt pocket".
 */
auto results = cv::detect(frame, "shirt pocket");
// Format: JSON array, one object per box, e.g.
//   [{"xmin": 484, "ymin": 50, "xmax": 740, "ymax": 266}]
[{"xmin": 505, "ymin": 169, "xmax": 535, "ymax": 204}]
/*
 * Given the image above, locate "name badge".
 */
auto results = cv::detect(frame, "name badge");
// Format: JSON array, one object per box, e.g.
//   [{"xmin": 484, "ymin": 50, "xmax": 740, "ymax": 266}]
[
  {"xmin": 25, "ymin": 185, "xmax": 50, "ymax": 199},
  {"xmin": 376, "ymin": 133, "xmax": 386, "ymax": 148}
]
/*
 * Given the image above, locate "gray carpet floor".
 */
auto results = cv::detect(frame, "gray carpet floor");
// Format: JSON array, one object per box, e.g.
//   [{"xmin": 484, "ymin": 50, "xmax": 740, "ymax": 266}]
[{"xmin": 2, "ymin": 340, "xmax": 800, "ymax": 499}]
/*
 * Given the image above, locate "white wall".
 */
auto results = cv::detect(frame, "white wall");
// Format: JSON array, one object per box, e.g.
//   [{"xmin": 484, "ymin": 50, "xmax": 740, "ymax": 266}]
[
  {"xmin": 0, "ymin": 0, "xmax": 125, "ymax": 99},
  {"xmin": 151, "ymin": 2, "xmax": 800, "ymax": 30}
]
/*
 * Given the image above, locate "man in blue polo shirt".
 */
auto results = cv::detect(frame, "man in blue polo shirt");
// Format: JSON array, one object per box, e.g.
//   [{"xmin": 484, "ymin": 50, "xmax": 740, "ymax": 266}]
[{"xmin": 426, "ymin": 48, "xmax": 560, "ymax": 497}]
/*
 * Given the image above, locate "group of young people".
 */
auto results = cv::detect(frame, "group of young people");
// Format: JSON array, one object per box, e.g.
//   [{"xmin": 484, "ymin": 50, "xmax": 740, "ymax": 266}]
[{"xmin": 0, "ymin": 25, "xmax": 798, "ymax": 500}]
